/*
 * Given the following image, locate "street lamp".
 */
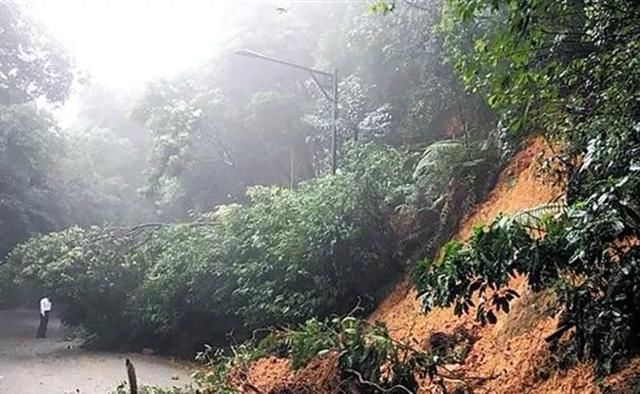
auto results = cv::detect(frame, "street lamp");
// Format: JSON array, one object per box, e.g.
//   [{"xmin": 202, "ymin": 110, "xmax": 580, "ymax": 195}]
[{"xmin": 235, "ymin": 49, "xmax": 339, "ymax": 175}]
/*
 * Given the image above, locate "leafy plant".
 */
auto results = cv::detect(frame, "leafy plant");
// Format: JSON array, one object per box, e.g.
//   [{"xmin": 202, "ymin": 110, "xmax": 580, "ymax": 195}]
[
  {"xmin": 413, "ymin": 199, "xmax": 640, "ymax": 374},
  {"xmin": 200, "ymin": 316, "xmax": 442, "ymax": 393},
  {"xmin": 287, "ymin": 318, "xmax": 337, "ymax": 370},
  {"xmin": 2, "ymin": 145, "xmax": 408, "ymax": 352},
  {"xmin": 411, "ymin": 137, "xmax": 500, "ymax": 208},
  {"xmin": 425, "ymin": 0, "xmax": 640, "ymax": 376},
  {"xmin": 336, "ymin": 317, "xmax": 439, "ymax": 392}
]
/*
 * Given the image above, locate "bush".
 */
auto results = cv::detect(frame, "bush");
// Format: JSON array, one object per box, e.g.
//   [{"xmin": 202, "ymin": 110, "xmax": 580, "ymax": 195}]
[
  {"xmin": 341, "ymin": 141, "xmax": 415, "ymax": 207},
  {"xmin": 221, "ymin": 173, "xmax": 400, "ymax": 330}
]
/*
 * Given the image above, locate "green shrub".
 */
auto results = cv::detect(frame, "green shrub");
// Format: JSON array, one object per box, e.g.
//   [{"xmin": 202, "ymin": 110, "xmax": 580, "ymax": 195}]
[
  {"xmin": 411, "ymin": 138, "xmax": 500, "ymax": 208},
  {"xmin": 198, "ymin": 316, "xmax": 441, "ymax": 393},
  {"xmin": 286, "ymin": 318, "xmax": 337, "ymax": 369},
  {"xmin": 341, "ymin": 141, "xmax": 415, "ymax": 206}
]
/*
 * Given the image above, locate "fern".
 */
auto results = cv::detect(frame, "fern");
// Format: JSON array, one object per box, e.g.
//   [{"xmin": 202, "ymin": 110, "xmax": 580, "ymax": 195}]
[{"xmin": 511, "ymin": 203, "xmax": 567, "ymax": 227}]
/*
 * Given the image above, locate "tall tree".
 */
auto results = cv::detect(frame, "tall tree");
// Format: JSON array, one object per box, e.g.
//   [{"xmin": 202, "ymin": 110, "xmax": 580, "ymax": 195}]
[
  {"xmin": 0, "ymin": 2, "xmax": 72, "ymax": 105},
  {"xmin": 0, "ymin": 1, "xmax": 73, "ymax": 258},
  {"xmin": 0, "ymin": 105, "xmax": 66, "ymax": 258},
  {"xmin": 134, "ymin": 3, "xmax": 328, "ymax": 218}
]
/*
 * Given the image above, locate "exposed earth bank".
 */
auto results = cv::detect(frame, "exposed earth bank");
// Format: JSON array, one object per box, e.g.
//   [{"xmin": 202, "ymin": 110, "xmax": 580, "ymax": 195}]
[{"xmin": 243, "ymin": 137, "xmax": 640, "ymax": 393}]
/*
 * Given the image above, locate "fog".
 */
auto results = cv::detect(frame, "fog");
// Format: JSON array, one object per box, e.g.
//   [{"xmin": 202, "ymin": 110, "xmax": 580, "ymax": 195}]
[
  {"xmin": 27, "ymin": 0, "xmax": 238, "ymax": 88},
  {"xmin": 5, "ymin": 0, "xmax": 632, "ymax": 391}
]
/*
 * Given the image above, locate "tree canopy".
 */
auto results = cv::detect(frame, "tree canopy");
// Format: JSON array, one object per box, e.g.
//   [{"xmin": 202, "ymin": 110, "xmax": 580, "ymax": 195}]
[{"xmin": 2, "ymin": 0, "xmax": 639, "ymax": 391}]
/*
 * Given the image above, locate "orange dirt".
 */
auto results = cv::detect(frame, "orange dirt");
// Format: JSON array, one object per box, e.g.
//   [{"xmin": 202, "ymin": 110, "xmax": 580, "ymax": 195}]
[
  {"xmin": 243, "ymin": 137, "xmax": 640, "ymax": 393},
  {"xmin": 370, "ymin": 136, "xmax": 640, "ymax": 393},
  {"xmin": 369, "ymin": 137, "xmax": 563, "ymax": 341},
  {"xmin": 244, "ymin": 352, "xmax": 339, "ymax": 393},
  {"xmin": 245, "ymin": 357, "xmax": 292, "ymax": 391},
  {"xmin": 455, "ymin": 136, "xmax": 563, "ymax": 240}
]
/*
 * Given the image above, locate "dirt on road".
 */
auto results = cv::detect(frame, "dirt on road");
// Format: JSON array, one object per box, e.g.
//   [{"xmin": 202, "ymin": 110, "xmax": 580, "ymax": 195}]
[{"xmin": 0, "ymin": 309, "xmax": 193, "ymax": 394}]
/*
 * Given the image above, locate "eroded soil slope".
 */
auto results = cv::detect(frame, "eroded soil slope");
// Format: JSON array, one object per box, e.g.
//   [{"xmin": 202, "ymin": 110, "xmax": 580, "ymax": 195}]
[{"xmin": 245, "ymin": 137, "xmax": 640, "ymax": 393}]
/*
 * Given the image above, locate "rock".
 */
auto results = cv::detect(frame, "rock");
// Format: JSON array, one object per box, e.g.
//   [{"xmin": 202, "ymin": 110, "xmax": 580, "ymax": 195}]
[
  {"xmin": 171, "ymin": 375, "xmax": 180, "ymax": 380},
  {"xmin": 141, "ymin": 347, "xmax": 155, "ymax": 355}
]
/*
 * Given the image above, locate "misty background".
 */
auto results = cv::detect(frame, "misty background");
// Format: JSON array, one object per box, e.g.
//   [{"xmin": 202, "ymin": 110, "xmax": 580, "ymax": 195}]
[{"xmin": 1, "ymin": 0, "xmax": 490, "ymax": 259}]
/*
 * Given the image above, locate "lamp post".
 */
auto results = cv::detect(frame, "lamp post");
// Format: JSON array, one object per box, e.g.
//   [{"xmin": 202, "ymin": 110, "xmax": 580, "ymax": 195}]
[{"xmin": 235, "ymin": 49, "xmax": 339, "ymax": 175}]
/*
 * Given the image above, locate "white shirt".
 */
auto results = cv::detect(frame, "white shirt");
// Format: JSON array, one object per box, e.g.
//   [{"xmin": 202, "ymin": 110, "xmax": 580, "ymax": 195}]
[{"xmin": 40, "ymin": 297, "xmax": 52, "ymax": 316}]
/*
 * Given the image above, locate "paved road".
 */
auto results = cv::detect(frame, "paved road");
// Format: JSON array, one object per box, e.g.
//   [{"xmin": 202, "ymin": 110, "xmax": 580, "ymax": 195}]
[{"xmin": 0, "ymin": 309, "xmax": 193, "ymax": 393}]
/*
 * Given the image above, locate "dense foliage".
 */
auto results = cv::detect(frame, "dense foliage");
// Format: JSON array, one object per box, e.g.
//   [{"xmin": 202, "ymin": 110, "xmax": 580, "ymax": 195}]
[
  {"xmin": 0, "ymin": 2, "xmax": 73, "ymax": 259},
  {"xmin": 0, "ymin": 105, "xmax": 67, "ymax": 259},
  {"xmin": 2, "ymin": 144, "xmax": 411, "ymax": 351},
  {"xmin": 0, "ymin": 0, "xmax": 510, "ymax": 362},
  {"xmin": 0, "ymin": 3, "xmax": 153, "ymax": 263},
  {"xmin": 0, "ymin": 2, "xmax": 72, "ymax": 105}
]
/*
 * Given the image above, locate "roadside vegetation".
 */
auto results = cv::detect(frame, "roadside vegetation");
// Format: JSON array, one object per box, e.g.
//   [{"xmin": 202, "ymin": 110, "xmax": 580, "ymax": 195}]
[{"xmin": 1, "ymin": 0, "xmax": 638, "ymax": 392}]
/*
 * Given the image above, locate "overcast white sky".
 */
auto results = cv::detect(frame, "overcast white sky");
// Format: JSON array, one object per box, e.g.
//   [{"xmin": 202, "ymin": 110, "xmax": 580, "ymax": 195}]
[
  {"xmin": 25, "ymin": 0, "xmax": 239, "ymax": 89},
  {"xmin": 19, "ymin": 0, "xmax": 253, "ymax": 126}
]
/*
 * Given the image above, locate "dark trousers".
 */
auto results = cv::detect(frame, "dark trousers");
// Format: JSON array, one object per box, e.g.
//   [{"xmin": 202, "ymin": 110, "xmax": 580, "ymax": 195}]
[{"xmin": 36, "ymin": 311, "xmax": 49, "ymax": 338}]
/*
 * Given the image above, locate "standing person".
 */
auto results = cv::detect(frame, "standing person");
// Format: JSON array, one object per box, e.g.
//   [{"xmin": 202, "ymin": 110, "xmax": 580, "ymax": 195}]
[{"xmin": 36, "ymin": 296, "xmax": 52, "ymax": 338}]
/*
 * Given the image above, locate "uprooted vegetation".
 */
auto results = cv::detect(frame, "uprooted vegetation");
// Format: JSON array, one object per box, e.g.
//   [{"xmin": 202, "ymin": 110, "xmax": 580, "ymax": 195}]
[
  {"xmin": 192, "ymin": 314, "xmax": 486, "ymax": 393},
  {"xmin": 1, "ymin": 0, "xmax": 639, "ymax": 392},
  {"xmin": 180, "ymin": 136, "xmax": 553, "ymax": 394},
  {"xmin": 185, "ymin": 0, "xmax": 640, "ymax": 391},
  {"xmin": 0, "ymin": 137, "xmax": 501, "ymax": 355}
]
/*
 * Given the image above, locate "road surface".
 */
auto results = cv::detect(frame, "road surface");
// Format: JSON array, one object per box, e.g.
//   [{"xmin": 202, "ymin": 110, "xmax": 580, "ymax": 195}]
[{"xmin": 0, "ymin": 309, "xmax": 193, "ymax": 393}]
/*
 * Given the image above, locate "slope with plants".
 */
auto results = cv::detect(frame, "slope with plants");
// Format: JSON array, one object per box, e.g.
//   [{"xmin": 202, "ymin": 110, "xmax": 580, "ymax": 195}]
[
  {"xmin": 190, "ymin": 0, "xmax": 640, "ymax": 391},
  {"xmin": 230, "ymin": 135, "xmax": 560, "ymax": 393},
  {"xmin": 385, "ymin": 0, "xmax": 640, "ymax": 391},
  {"xmin": 387, "ymin": 0, "xmax": 639, "ymax": 390},
  {"xmin": 224, "ymin": 131, "xmax": 637, "ymax": 393},
  {"xmin": 2, "ymin": 0, "xmax": 639, "ymax": 392}
]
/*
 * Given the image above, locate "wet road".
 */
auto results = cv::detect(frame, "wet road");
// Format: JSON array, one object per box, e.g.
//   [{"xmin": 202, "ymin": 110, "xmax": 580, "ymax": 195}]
[{"xmin": 0, "ymin": 309, "xmax": 192, "ymax": 393}]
